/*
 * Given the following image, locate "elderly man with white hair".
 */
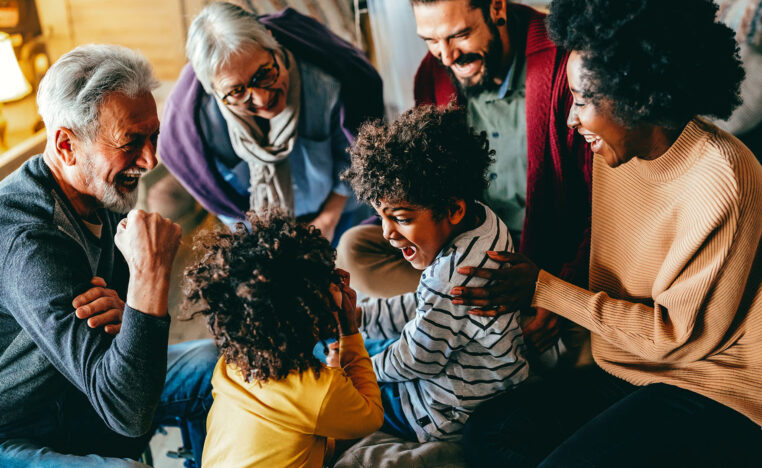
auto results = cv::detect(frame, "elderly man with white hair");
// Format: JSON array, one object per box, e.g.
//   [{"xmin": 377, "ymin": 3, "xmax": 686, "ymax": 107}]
[{"xmin": 0, "ymin": 44, "xmax": 217, "ymax": 467}]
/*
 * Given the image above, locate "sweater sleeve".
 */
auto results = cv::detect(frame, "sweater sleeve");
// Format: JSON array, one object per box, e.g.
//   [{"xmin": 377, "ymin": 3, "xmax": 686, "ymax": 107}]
[
  {"xmin": 315, "ymin": 333, "xmax": 383, "ymax": 439},
  {"xmin": 2, "ymin": 228, "xmax": 169, "ymax": 437},
  {"xmin": 533, "ymin": 192, "xmax": 760, "ymax": 363},
  {"xmin": 360, "ymin": 293, "xmax": 418, "ymax": 340}
]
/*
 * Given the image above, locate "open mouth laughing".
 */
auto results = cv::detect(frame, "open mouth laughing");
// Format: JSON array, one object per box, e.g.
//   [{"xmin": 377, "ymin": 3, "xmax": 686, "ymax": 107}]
[
  {"xmin": 581, "ymin": 132, "xmax": 604, "ymax": 153},
  {"xmin": 451, "ymin": 54, "xmax": 483, "ymax": 79},
  {"xmin": 401, "ymin": 245, "xmax": 417, "ymax": 262},
  {"xmin": 115, "ymin": 169, "xmax": 144, "ymax": 190},
  {"xmin": 391, "ymin": 241, "xmax": 418, "ymax": 262}
]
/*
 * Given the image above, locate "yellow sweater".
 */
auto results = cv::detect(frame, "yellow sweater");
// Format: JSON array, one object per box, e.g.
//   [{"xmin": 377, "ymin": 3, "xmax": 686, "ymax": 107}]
[
  {"xmin": 202, "ymin": 333, "xmax": 384, "ymax": 467},
  {"xmin": 533, "ymin": 118, "xmax": 762, "ymax": 426}
]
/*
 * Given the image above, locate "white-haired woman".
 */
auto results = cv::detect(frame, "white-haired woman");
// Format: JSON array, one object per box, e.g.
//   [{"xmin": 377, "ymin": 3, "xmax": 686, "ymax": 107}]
[{"xmin": 159, "ymin": 2, "xmax": 383, "ymax": 243}]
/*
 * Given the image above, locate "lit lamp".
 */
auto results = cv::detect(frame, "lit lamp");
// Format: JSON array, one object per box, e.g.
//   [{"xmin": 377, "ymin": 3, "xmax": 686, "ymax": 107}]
[{"xmin": 0, "ymin": 31, "xmax": 32, "ymax": 150}]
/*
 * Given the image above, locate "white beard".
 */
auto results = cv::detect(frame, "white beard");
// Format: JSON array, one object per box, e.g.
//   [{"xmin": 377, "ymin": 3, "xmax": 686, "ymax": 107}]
[
  {"xmin": 83, "ymin": 156, "xmax": 140, "ymax": 214},
  {"xmin": 98, "ymin": 180, "xmax": 139, "ymax": 214}
]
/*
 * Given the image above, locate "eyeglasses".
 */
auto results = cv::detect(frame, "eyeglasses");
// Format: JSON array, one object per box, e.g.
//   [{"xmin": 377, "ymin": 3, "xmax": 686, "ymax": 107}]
[{"xmin": 219, "ymin": 50, "xmax": 280, "ymax": 106}]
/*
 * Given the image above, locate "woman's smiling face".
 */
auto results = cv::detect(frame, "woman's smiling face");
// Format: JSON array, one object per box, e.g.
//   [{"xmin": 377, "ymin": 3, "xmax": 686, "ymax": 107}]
[
  {"xmin": 212, "ymin": 45, "xmax": 290, "ymax": 119},
  {"xmin": 566, "ymin": 51, "xmax": 643, "ymax": 168}
]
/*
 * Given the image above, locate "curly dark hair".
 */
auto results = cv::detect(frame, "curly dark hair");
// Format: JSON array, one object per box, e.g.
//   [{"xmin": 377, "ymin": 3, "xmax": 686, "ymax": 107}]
[
  {"xmin": 547, "ymin": 0, "xmax": 744, "ymax": 128},
  {"xmin": 342, "ymin": 105, "xmax": 494, "ymax": 217},
  {"xmin": 184, "ymin": 210, "xmax": 339, "ymax": 383}
]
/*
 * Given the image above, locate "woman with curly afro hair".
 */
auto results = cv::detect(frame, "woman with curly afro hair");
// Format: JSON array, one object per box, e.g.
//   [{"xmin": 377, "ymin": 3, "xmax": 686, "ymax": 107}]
[
  {"xmin": 184, "ymin": 210, "xmax": 382, "ymax": 467},
  {"xmin": 458, "ymin": 0, "xmax": 762, "ymax": 466}
]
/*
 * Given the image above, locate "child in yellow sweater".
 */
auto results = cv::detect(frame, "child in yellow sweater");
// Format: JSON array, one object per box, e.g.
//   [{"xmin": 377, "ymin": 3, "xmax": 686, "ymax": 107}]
[{"xmin": 184, "ymin": 210, "xmax": 383, "ymax": 467}]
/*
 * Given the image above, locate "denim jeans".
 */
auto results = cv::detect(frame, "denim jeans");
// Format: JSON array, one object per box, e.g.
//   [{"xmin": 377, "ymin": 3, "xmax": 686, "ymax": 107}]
[
  {"xmin": 0, "ymin": 339, "xmax": 218, "ymax": 468},
  {"xmin": 462, "ymin": 365, "xmax": 762, "ymax": 468},
  {"xmin": 378, "ymin": 382, "xmax": 417, "ymax": 442}
]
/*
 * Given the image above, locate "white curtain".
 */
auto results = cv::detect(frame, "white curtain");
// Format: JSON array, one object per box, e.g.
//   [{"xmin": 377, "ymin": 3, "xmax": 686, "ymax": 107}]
[
  {"xmin": 713, "ymin": 0, "xmax": 762, "ymax": 134},
  {"xmin": 367, "ymin": 0, "xmax": 429, "ymax": 119}
]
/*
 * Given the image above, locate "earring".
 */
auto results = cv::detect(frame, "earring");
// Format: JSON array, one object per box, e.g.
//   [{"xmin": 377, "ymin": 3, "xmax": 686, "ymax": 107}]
[{"xmin": 496, "ymin": 18, "xmax": 506, "ymax": 27}]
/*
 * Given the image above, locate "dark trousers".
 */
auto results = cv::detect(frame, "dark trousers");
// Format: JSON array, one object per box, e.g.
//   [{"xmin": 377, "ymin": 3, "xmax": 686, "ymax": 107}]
[
  {"xmin": 379, "ymin": 382, "xmax": 417, "ymax": 442},
  {"xmin": 462, "ymin": 366, "xmax": 762, "ymax": 468}
]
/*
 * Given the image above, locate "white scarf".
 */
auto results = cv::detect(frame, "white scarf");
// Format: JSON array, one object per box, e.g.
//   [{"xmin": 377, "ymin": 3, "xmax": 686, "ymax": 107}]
[{"xmin": 216, "ymin": 49, "xmax": 301, "ymax": 214}]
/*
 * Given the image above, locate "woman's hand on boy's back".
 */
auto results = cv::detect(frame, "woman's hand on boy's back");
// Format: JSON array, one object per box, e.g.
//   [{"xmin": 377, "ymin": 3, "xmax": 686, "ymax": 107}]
[
  {"xmin": 332, "ymin": 269, "xmax": 360, "ymax": 336},
  {"xmin": 450, "ymin": 251, "xmax": 540, "ymax": 312},
  {"xmin": 449, "ymin": 251, "xmax": 560, "ymax": 352}
]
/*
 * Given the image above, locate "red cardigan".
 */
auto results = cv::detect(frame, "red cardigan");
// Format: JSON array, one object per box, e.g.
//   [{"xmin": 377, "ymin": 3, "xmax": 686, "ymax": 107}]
[{"xmin": 413, "ymin": 4, "xmax": 593, "ymax": 287}]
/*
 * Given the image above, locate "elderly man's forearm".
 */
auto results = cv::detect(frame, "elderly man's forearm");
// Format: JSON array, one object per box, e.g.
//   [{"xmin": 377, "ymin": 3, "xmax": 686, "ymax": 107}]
[{"xmin": 126, "ymin": 274, "xmax": 172, "ymax": 317}]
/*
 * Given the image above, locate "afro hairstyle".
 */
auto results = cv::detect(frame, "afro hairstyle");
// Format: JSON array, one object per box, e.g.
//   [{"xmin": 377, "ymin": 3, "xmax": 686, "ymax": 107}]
[
  {"xmin": 547, "ymin": 0, "xmax": 744, "ymax": 128},
  {"xmin": 342, "ymin": 105, "xmax": 494, "ymax": 218},
  {"xmin": 184, "ymin": 210, "xmax": 340, "ymax": 383}
]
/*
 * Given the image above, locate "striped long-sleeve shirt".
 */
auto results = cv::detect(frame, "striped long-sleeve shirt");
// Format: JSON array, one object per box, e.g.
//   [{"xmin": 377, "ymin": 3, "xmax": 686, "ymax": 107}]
[{"xmin": 360, "ymin": 203, "xmax": 529, "ymax": 441}]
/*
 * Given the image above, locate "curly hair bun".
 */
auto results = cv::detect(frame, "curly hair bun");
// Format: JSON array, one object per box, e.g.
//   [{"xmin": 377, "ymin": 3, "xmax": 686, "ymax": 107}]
[
  {"xmin": 547, "ymin": 0, "xmax": 744, "ymax": 128},
  {"xmin": 184, "ymin": 209, "xmax": 339, "ymax": 383},
  {"xmin": 342, "ymin": 105, "xmax": 495, "ymax": 216}
]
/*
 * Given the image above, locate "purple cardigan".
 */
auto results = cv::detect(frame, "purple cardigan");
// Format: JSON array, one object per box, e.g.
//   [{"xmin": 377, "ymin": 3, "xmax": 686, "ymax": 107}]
[{"xmin": 158, "ymin": 8, "xmax": 384, "ymax": 219}]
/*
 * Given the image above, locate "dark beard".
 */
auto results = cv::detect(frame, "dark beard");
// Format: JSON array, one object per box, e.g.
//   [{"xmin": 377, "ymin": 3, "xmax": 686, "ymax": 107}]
[{"xmin": 446, "ymin": 22, "xmax": 505, "ymax": 98}]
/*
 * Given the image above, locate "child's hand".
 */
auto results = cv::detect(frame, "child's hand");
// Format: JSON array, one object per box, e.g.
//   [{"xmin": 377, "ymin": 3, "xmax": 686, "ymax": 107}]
[
  {"xmin": 326, "ymin": 341, "xmax": 340, "ymax": 368},
  {"xmin": 333, "ymin": 268, "xmax": 359, "ymax": 336}
]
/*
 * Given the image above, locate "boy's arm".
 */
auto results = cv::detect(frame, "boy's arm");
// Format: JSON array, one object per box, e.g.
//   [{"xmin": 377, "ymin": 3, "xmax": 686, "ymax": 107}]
[
  {"xmin": 371, "ymin": 279, "xmax": 469, "ymax": 383},
  {"xmin": 315, "ymin": 333, "xmax": 384, "ymax": 439},
  {"xmin": 360, "ymin": 292, "xmax": 418, "ymax": 340}
]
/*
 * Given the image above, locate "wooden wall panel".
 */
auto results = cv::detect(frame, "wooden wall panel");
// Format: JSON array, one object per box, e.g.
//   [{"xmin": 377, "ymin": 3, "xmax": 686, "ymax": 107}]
[
  {"xmin": 66, "ymin": 0, "xmax": 187, "ymax": 80},
  {"xmin": 37, "ymin": 0, "xmax": 188, "ymax": 80},
  {"xmin": 36, "ymin": 0, "xmax": 358, "ymax": 81}
]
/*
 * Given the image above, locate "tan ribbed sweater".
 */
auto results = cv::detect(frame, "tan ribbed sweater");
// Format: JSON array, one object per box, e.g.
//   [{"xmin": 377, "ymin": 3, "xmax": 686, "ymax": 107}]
[{"xmin": 533, "ymin": 117, "xmax": 762, "ymax": 426}]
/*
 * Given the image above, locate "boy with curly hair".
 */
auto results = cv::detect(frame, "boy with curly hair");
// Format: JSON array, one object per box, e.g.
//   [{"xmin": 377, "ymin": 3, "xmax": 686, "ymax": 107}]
[
  {"xmin": 184, "ymin": 211, "xmax": 383, "ymax": 467},
  {"xmin": 342, "ymin": 105, "xmax": 530, "ymax": 442}
]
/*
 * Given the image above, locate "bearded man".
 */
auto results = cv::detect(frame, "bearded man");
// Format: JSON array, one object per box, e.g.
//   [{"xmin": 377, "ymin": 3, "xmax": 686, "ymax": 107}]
[{"xmin": 0, "ymin": 45, "xmax": 216, "ymax": 467}]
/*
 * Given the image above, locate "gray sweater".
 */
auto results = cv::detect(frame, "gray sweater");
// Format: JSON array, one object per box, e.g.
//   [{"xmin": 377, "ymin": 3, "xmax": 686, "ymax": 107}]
[{"xmin": 0, "ymin": 156, "xmax": 170, "ymax": 443}]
